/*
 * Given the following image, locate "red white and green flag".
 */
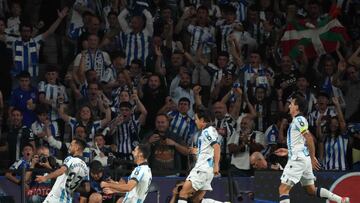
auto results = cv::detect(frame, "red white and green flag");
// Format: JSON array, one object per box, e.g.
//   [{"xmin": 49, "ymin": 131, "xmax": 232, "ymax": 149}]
[{"xmin": 280, "ymin": 1, "xmax": 349, "ymax": 59}]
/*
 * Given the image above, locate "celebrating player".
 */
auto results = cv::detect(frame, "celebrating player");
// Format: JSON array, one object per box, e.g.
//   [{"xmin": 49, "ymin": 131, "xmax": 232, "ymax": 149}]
[
  {"xmin": 279, "ymin": 93, "xmax": 350, "ymax": 203},
  {"xmin": 100, "ymin": 143, "xmax": 152, "ymax": 203},
  {"xmin": 177, "ymin": 107, "xmax": 221, "ymax": 203},
  {"xmin": 35, "ymin": 138, "xmax": 90, "ymax": 203}
]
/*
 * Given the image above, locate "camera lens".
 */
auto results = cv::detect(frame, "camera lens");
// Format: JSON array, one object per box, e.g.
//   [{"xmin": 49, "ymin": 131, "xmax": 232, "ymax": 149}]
[{"xmin": 39, "ymin": 155, "xmax": 48, "ymax": 163}]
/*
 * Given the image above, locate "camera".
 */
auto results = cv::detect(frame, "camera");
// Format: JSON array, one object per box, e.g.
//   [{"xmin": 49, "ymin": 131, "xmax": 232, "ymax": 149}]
[
  {"xmin": 233, "ymin": 83, "xmax": 241, "ymax": 88},
  {"xmin": 39, "ymin": 155, "xmax": 48, "ymax": 163}
]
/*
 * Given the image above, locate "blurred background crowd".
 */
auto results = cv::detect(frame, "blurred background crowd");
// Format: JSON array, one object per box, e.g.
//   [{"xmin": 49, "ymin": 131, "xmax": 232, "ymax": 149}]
[{"xmin": 0, "ymin": 0, "xmax": 360, "ymax": 201}]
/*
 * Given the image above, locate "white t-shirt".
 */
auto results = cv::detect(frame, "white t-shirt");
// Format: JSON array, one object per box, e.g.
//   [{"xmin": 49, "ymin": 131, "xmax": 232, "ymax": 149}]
[
  {"xmin": 47, "ymin": 156, "xmax": 89, "ymax": 202},
  {"xmin": 193, "ymin": 126, "xmax": 219, "ymax": 171},
  {"xmin": 123, "ymin": 164, "xmax": 152, "ymax": 203}
]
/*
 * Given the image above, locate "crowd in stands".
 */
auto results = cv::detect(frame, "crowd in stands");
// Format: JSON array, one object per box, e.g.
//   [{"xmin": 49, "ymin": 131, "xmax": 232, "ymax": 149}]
[{"xmin": 0, "ymin": 0, "xmax": 360, "ymax": 201}]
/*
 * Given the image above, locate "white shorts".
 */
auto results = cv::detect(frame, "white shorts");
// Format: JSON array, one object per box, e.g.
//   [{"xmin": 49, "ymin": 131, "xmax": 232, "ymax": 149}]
[
  {"xmin": 43, "ymin": 193, "xmax": 72, "ymax": 203},
  {"xmin": 280, "ymin": 156, "xmax": 316, "ymax": 186},
  {"xmin": 186, "ymin": 168, "xmax": 214, "ymax": 191}
]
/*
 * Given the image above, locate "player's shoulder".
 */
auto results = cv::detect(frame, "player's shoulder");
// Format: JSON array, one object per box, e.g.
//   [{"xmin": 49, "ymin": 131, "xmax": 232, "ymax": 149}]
[
  {"xmin": 64, "ymin": 156, "xmax": 73, "ymax": 164},
  {"xmin": 294, "ymin": 115, "xmax": 308, "ymax": 124},
  {"xmin": 204, "ymin": 126, "xmax": 217, "ymax": 135}
]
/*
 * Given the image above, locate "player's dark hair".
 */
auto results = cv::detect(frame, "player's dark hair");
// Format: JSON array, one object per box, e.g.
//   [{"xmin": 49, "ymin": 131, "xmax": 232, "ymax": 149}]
[
  {"xmin": 90, "ymin": 160, "xmax": 104, "ymax": 173},
  {"xmin": 291, "ymin": 92, "xmax": 308, "ymax": 114},
  {"xmin": 73, "ymin": 137, "xmax": 87, "ymax": 151},
  {"xmin": 195, "ymin": 106, "xmax": 213, "ymax": 123},
  {"xmin": 137, "ymin": 144, "xmax": 151, "ymax": 160}
]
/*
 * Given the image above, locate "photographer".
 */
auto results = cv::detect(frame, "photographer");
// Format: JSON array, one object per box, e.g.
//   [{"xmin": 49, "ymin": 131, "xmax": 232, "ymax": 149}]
[
  {"xmin": 24, "ymin": 145, "xmax": 59, "ymax": 203},
  {"xmin": 145, "ymin": 113, "xmax": 190, "ymax": 176}
]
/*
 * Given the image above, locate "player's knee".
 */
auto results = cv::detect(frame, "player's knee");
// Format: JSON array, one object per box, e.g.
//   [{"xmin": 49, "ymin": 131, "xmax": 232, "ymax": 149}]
[
  {"xmin": 89, "ymin": 193, "xmax": 102, "ymax": 202},
  {"xmin": 304, "ymin": 186, "xmax": 316, "ymax": 196},
  {"xmin": 179, "ymin": 188, "xmax": 189, "ymax": 198}
]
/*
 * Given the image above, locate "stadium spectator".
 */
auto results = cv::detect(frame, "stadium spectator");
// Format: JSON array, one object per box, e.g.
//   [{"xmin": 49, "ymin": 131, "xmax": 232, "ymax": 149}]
[
  {"xmin": 24, "ymin": 145, "xmax": 59, "ymax": 203},
  {"xmin": 212, "ymin": 101, "xmax": 236, "ymax": 169},
  {"xmin": 140, "ymin": 73, "xmax": 168, "ymax": 131},
  {"xmin": 3, "ymin": 108, "xmax": 35, "ymax": 165},
  {"xmin": 38, "ymin": 65, "xmax": 69, "ymax": 122},
  {"xmin": 317, "ymin": 97, "xmax": 349, "ymax": 170},
  {"xmin": 58, "ymin": 103, "xmax": 111, "ymax": 142},
  {"xmin": 336, "ymin": 64, "xmax": 360, "ymax": 122},
  {"xmin": 250, "ymin": 151, "xmax": 283, "ymax": 170},
  {"xmin": 145, "ymin": 113, "xmax": 190, "ymax": 176},
  {"xmin": 9, "ymin": 71, "xmax": 38, "ymax": 127},
  {"xmin": 159, "ymin": 97, "xmax": 196, "ymax": 145},
  {"xmin": 5, "ymin": 144, "xmax": 33, "ymax": 185},
  {"xmin": 73, "ymin": 34, "xmax": 112, "ymax": 79},
  {"xmin": 228, "ymin": 115, "xmax": 265, "ymax": 176},
  {"xmin": 308, "ymin": 91, "xmax": 337, "ymax": 135},
  {"xmin": 118, "ymin": 5, "xmax": 154, "ymax": 66},
  {"xmin": 80, "ymin": 160, "xmax": 116, "ymax": 203},
  {"xmin": 9, "ymin": 7, "xmax": 68, "ymax": 79},
  {"xmin": 109, "ymin": 98, "xmax": 147, "ymax": 160}
]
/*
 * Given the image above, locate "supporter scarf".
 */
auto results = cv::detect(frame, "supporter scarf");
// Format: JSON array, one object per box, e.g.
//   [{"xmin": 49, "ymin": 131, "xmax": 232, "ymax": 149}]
[{"xmin": 14, "ymin": 39, "xmax": 38, "ymax": 76}]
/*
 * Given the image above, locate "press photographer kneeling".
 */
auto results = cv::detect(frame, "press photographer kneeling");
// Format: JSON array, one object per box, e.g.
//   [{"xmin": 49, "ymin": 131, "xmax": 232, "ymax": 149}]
[{"xmin": 24, "ymin": 145, "xmax": 59, "ymax": 203}]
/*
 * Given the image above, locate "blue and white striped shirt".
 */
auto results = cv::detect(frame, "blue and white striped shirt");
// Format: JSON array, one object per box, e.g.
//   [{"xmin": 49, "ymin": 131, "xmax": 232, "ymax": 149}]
[
  {"xmin": 68, "ymin": 117, "xmax": 102, "ymax": 141},
  {"xmin": 38, "ymin": 81, "xmax": 69, "ymax": 121},
  {"xmin": 12, "ymin": 35, "xmax": 43, "ymax": 77},
  {"xmin": 231, "ymin": 0, "xmax": 249, "ymax": 22},
  {"xmin": 168, "ymin": 111, "xmax": 196, "ymax": 145},
  {"xmin": 112, "ymin": 115, "xmax": 141, "ymax": 160},
  {"xmin": 187, "ymin": 24, "xmax": 216, "ymax": 54},
  {"xmin": 323, "ymin": 134, "xmax": 348, "ymax": 170},
  {"xmin": 118, "ymin": 8, "xmax": 153, "ymax": 66}
]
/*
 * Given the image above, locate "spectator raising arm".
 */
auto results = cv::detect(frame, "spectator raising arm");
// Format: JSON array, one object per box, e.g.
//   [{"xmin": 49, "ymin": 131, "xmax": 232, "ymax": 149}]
[
  {"xmin": 42, "ymin": 7, "xmax": 69, "ymax": 40},
  {"xmin": 131, "ymin": 91, "xmax": 147, "ymax": 125},
  {"xmin": 348, "ymin": 45, "xmax": 360, "ymax": 67},
  {"xmin": 58, "ymin": 103, "xmax": 70, "ymax": 123},
  {"xmin": 143, "ymin": 9, "xmax": 153, "ymax": 35},
  {"xmin": 118, "ymin": 8, "xmax": 130, "ymax": 32}
]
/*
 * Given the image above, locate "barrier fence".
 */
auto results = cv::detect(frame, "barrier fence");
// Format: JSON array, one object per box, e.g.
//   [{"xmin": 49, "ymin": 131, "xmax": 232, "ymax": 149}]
[{"xmin": 0, "ymin": 169, "xmax": 359, "ymax": 203}]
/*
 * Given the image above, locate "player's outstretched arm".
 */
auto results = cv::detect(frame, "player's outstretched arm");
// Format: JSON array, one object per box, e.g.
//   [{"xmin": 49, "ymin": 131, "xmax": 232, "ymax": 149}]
[
  {"xmin": 303, "ymin": 131, "xmax": 321, "ymax": 171},
  {"xmin": 35, "ymin": 165, "xmax": 67, "ymax": 183},
  {"xmin": 101, "ymin": 179, "xmax": 137, "ymax": 193}
]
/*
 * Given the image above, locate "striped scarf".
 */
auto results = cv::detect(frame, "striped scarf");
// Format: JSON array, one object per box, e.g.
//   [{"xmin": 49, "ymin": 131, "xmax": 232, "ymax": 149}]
[{"xmin": 14, "ymin": 39, "xmax": 38, "ymax": 77}]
